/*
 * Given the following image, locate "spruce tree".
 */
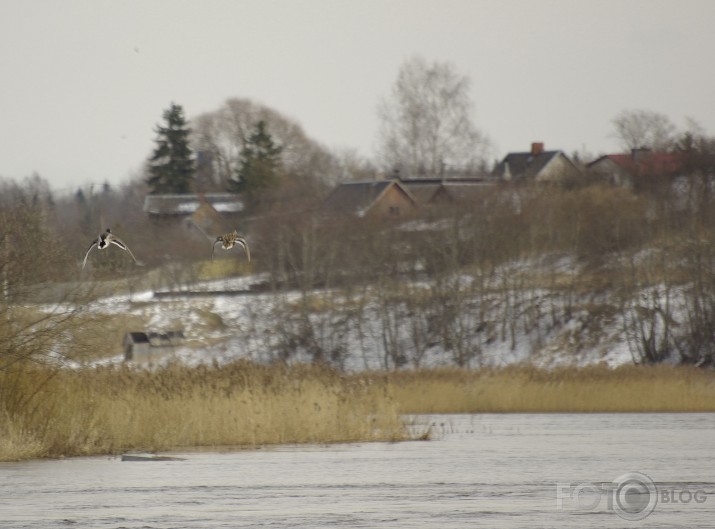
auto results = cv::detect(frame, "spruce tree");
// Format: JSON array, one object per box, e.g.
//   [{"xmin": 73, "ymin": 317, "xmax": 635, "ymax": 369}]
[
  {"xmin": 229, "ymin": 121, "xmax": 283, "ymax": 204},
  {"xmin": 146, "ymin": 103, "xmax": 195, "ymax": 194}
]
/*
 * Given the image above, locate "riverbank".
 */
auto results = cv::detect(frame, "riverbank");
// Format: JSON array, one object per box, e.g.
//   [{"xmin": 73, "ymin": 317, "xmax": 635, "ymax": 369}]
[{"xmin": 2, "ymin": 362, "xmax": 714, "ymax": 461}]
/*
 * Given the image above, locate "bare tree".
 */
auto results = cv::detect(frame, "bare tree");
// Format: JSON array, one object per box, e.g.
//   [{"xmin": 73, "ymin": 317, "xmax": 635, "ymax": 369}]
[
  {"xmin": 611, "ymin": 109, "xmax": 677, "ymax": 152},
  {"xmin": 377, "ymin": 56, "xmax": 491, "ymax": 177},
  {"xmin": 192, "ymin": 97, "xmax": 339, "ymax": 190},
  {"xmin": 0, "ymin": 179, "xmax": 91, "ymax": 371},
  {"xmin": 331, "ymin": 148, "xmax": 378, "ymax": 182}
]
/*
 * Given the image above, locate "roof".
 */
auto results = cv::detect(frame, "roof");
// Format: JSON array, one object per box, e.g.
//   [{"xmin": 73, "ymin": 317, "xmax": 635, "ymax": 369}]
[
  {"xmin": 322, "ymin": 180, "xmax": 417, "ymax": 217},
  {"xmin": 124, "ymin": 332, "xmax": 150, "ymax": 344},
  {"xmin": 492, "ymin": 150, "xmax": 565, "ymax": 180},
  {"xmin": 400, "ymin": 182, "xmax": 442, "ymax": 204},
  {"xmin": 438, "ymin": 181, "xmax": 497, "ymax": 202},
  {"xmin": 399, "ymin": 177, "xmax": 496, "ymax": 204},
  {"xmin": 143, "ymin": 193, "xmax": 244, "ymax": 216},
  {"xmin": 124, "ymin": 331, "xmax": 184, "ymax": 347},
  {"xmin": 588, "ymin": 152, "xmax": 685, "ymax": 176}
]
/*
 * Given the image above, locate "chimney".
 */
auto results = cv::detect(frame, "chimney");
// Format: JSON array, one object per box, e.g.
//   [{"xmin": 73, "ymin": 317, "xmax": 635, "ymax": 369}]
[{"xmin": 531, "ymin": 142, "xmax": 544, "ymax": 156}]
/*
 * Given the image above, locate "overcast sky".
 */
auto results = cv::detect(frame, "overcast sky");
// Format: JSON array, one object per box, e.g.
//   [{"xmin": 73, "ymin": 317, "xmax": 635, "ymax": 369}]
[{"xmin": 1, "ymin": 0, "xmax": 714, "ymax": 192}]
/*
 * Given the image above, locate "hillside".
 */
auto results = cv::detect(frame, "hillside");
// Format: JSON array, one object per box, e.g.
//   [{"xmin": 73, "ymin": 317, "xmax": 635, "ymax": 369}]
[{"xmin": 57, "ymin": 257, "xmax": 637, "ymax": 371}]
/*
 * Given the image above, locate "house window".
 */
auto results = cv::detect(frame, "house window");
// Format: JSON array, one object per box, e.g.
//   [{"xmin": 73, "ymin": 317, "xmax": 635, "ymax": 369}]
[{"xmin": 389, "ymin": 206, "xmax": 400, "ymax": 216}]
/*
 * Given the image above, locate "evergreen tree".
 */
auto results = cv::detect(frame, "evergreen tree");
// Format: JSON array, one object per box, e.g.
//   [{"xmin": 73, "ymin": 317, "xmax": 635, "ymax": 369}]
[
  {"xmin": 146, "ymin": 103, "xmax": 195, "ymax": 194},
  {"xmin": 229, "ymin": 121, "xmax": 283, "ymax": 204}
]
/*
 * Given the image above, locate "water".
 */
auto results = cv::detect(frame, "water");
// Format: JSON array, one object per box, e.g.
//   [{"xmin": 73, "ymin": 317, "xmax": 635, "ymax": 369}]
[{"xmin": 1, "ymin": 414, "xmax": 714, "ymax": 528}]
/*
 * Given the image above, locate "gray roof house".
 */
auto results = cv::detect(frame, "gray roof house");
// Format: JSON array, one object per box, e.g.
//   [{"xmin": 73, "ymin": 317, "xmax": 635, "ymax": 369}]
[
  {"xmin": 143, "ymin": 193, "xmax": 244, "ymax": 217},
  {"xmin": 493, "ymin": 143, "xmax": 581, "ymax": 183},
  {"xmin": 398, "ymin": 177, "xmax": 496, "ymax": 206},
  {"xmin": 322, "ymin": 179, "xmax": 419, "ymax": 219},
  {"xmin": 143, "ymin": 192, "xmax": 245, "ymax": 241}
]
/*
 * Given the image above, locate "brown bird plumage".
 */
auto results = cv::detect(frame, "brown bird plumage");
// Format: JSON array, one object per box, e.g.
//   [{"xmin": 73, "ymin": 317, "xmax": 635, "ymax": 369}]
[{"xmin": 212, "ymin": 230, "xmax": 250, "ymax": 262}]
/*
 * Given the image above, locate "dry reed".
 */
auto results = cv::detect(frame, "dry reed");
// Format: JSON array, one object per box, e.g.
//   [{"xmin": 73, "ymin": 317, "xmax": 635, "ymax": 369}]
[
  {"xmin": 0, "ymin": 361, "xmax": 405, "ymax": 462},
  {"xmin": 380, "ymin": 364, "xmax": 715, "ymax": 413},
  {"xmin": 2, "ymin": 362, "xmax": 714, "ymax": 462}
]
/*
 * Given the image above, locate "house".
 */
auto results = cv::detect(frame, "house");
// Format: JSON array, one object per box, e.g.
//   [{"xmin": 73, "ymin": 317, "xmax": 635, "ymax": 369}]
[
  {"xmin": 143, "ymin": 192, "xmax": 244, "ymax": 239},
  {"xmin": 322, "ymin": 179, "xmax": 419, "ymax": 219},
  {"xmin": 493, "ymin": 142, "xmax": 581, "ymax": 183},
  {"xmin": 398, "ymin": 177, "xmax": 496, "ymax": 206},
  {"xmin": 143, "ymin": 193, "xmax": 244, "ymax": 219},
  {"xmin": 123, "ymin": 330, "xmax": 185, "ymax": 362},
  {"xmin": 587, "ymin": 149, "xmax": 685, "ymax": 188}
]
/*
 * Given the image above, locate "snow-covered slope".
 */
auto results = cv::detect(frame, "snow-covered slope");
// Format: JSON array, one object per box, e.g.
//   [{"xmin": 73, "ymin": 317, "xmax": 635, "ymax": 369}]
[{"xmin": 76, "ymin": 270, "xmax": 635, "ymax": 371}]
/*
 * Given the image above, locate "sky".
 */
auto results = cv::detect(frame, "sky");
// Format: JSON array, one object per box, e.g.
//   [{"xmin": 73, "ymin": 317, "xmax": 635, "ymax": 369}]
[{"xmin": 1, "ymin": 0, "xmax": 714, "ymax": 193}]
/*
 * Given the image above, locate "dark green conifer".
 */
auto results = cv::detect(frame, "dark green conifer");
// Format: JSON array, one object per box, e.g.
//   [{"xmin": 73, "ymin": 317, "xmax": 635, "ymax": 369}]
[
  {"xmin": 229, "ymin": 121, "xmax": 283, "ymax": 205},
  {"xmin": 147, "ymin": 103, "xmax": 195, "ymax": 194}
]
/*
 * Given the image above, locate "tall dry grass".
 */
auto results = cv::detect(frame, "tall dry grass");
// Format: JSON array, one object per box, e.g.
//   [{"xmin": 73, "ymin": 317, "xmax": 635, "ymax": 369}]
[
  {"xmin": 0, "ymin": 361, "xmax": 405, "ymax": 461},
  {"xmin": 3, "ymin": 362, "xmax": 714, "ymax": 462},
  {"xmin": 380, "ymin": 364, "xmax": 715, "ymax": 413}
]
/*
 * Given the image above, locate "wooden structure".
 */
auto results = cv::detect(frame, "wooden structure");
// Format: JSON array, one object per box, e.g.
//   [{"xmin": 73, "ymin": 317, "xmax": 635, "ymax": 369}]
[
  {"xmin": 587, "ymin": 149, "xmax": 685, "ymax": 188},
  {"xmin": 493, "ymin": 142, "xmax": 581, "ymax": 183},
  {"xmin": 143, "ymin": 192, "xmax": 245, "ymax": 243},
  {"xmin": 321, "ymin": 179, "xmax": 419, "ymax": 219},
  {"xmin": 144, "ymin": 193, "xmax": 243, "ymax": 220},
  {"xmin": 398, "ymin": 177, "xmax": 496, "ymax": 206},
  {"xmin": 123, "ymin": 330, "xmax": 185, "ymax": 362}
]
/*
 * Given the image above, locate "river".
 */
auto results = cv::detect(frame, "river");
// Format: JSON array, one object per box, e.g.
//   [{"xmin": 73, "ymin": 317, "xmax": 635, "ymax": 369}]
[{"xmin": 1, "ymin": 413, "xmax": 713, "ymax": 528}]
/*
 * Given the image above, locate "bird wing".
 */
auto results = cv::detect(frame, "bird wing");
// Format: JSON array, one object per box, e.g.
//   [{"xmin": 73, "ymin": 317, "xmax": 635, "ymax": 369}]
[
  {"xmin": 108, "ymin": 236, "xmax": 139, "ymax": 264},
  {"xmin": 236, "ymin": 237, "xmax": 251, "ymax": 262},
  {"xmin": 81, "ymin": 240, "xmax": 99, "ymax": 269},
  {"xmin": 211, "ymin": 239, "xmax": 223, "ymax": 261}
]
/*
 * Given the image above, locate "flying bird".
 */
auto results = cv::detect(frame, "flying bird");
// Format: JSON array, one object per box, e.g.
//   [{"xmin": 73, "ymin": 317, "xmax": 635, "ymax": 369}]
[
  {"xmin": 82, "ymin": 228, "xmax": 139, "ymax": 269},
  {"xmin": 212, "ymin": 230, "xmax": 250, "ymax": 262}
]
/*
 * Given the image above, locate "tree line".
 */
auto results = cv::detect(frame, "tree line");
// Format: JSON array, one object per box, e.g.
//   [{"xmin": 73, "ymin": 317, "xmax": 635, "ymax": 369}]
[{"xmin": 144, "ymin": 56, "xmax": 715, "ymax": 201}]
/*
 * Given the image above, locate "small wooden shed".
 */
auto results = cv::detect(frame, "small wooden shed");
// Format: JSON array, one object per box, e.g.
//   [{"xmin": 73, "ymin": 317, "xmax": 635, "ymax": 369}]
[
  {"xmin": 123, "ymin": 332, "xmax": 150, "ymax": 360},
  {"xmin": 123, "ymin": 330, "xmax": 184, "ymax": 361}
]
